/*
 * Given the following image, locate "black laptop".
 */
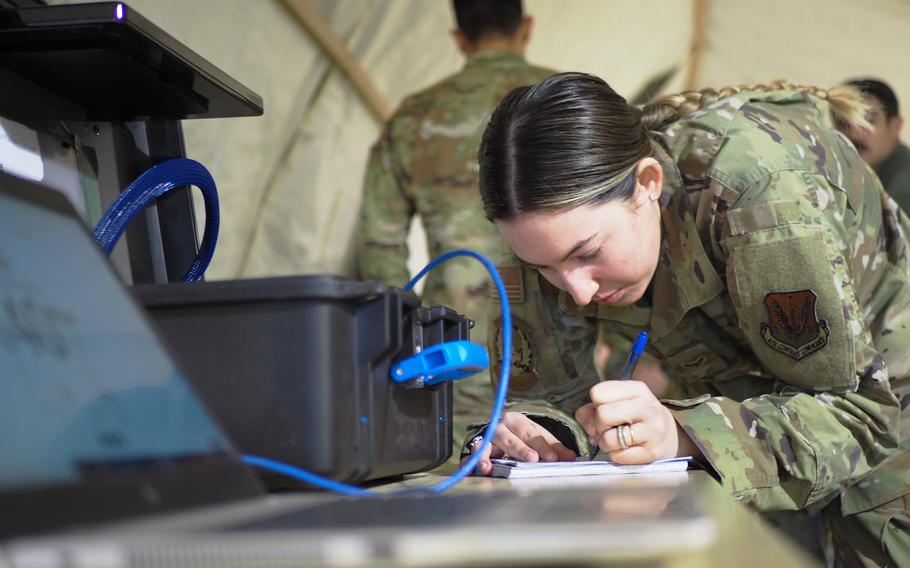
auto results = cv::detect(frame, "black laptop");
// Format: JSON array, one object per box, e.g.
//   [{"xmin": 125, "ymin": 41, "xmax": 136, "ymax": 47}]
[{"xmin": 0, "ymin": 173, "xmax": 715, "ymax": 567}]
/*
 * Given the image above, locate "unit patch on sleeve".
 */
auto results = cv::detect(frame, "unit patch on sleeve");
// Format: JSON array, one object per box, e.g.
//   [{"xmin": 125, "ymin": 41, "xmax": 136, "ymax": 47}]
[
  {"xmin": 490, "ymin": 316, "xmax": 539, "ymax": 392},
  {"xmin": 760, "ymin": 289, "xmax": 830, "ymax": 360}
]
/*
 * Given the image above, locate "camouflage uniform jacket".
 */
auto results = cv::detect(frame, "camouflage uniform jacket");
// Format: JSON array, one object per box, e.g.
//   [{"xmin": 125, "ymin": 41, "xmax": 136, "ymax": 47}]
[
  {"xmin": 485, "ymin": 90, "xmax": 910, "ymax": 516},
  {"xmin": 357, "ymin": 51, "xmax": 554, "ymax": 328}
]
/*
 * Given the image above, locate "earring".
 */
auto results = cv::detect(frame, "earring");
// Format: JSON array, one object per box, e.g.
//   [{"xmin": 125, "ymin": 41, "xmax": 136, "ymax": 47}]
[{"xmin": 649, "ymin": 193, "xmax": 658, "ymax": 201}]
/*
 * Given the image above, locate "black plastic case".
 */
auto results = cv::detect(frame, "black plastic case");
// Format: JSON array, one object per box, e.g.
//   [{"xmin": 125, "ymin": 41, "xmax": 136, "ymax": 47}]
[{"xmin": 134, "ymin": 275, "xmax": 468, "ymax": 488}]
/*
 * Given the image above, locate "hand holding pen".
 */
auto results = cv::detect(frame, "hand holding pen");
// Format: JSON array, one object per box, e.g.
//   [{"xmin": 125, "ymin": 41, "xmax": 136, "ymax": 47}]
[
  {"xmin": 587, "ymin": 331, "xmax": 648, "ymax": 459},
  {"xmin": 575, "ymin": 331, "xmax": 687, "ymax": 463}
]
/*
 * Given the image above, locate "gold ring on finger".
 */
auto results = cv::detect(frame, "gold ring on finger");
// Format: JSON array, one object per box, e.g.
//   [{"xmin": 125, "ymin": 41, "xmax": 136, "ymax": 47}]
[
  {"xmin": 627, "ymin": 424, "xmax": 636, "ymax": 446},
  {"xmin": 617, "ymin": 424, "xmax": 629, "ymax": 450}
]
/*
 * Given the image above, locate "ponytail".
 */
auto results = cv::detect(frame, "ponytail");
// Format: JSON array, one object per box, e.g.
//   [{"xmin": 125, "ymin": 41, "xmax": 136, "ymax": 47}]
[{"xmin": 641, "ymin": 80, "xmax": 870, "ymax": 132}]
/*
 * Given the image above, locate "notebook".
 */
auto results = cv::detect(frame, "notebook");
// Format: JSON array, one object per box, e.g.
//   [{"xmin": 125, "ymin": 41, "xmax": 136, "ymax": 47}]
[
  {"xmin": 0, "ymin": 172, "xmax": 716, "ymax": 567},
  {"xmin": 491, "ymin": 457, "xmax": 691, "ymax": 479}
]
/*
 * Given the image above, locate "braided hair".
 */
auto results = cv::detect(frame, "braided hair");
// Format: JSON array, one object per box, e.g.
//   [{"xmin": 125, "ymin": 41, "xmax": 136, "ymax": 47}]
[
  {"xmin": 478, "ymin": 74, "xmax": 869, "ymax": 221},
  {"xmin": 642, "ymin": 79, "xmax": 870, "ymax": 132}
]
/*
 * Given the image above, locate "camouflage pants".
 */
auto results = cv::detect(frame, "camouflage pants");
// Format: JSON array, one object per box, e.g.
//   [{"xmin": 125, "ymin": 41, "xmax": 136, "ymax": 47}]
[{"xmin": 823, "ymin": 493, "xmax": 910, "ymax": 567}]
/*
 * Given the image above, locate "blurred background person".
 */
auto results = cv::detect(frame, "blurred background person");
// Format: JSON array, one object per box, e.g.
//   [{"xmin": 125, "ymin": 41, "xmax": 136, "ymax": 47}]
[
  {"xmin": 356, "ymin": 0, "xmax": 554, "ymax": 446},
  {"xmin": 843, "ymin": 78, "xmax": 910, "ymax": 211}
]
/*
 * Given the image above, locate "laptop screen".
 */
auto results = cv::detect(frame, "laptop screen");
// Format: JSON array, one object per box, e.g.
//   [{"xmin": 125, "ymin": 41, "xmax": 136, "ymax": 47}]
[{"xmin": 0, "ymin": 173, "xmax": 262, "ymax": 536}]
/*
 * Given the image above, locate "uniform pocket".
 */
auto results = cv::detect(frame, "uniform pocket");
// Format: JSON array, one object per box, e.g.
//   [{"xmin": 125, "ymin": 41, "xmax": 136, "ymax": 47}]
[{"xmin": 662, "ymin": 344, "xmax": 728, "ymax": 384}]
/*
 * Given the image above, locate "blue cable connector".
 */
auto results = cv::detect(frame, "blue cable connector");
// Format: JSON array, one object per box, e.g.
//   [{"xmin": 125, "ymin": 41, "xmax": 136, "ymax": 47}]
[{"xmin": 390, "ymin": 340, "xmax": 490, "ymax": 387}]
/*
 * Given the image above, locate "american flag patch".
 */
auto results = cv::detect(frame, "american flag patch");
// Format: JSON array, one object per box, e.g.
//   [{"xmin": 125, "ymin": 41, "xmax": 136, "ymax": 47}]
[{"xmin": 489, "ymin": 265, "xmax": 524, "ymax": 304}]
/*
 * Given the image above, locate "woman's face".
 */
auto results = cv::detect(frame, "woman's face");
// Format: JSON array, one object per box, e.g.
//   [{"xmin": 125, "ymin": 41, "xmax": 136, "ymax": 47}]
[{"xmin": 495, "ymin": 159, "xmax": 664, "ymax": 307}]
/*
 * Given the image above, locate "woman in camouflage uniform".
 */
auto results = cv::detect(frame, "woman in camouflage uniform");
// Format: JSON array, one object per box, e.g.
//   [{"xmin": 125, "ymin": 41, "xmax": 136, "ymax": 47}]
[{"xmin": 468, "ymin": 73, "xmax": 909, "ymax": 566}]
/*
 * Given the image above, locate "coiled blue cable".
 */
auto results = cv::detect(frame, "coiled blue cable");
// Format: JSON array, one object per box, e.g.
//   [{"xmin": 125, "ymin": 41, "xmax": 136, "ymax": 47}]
[
  {"xmin": 242, "ymin": 248, "xmax": 512, "ymax": 495},
  {"xmin": 93, "ymin": 158, "xmax": 219, "ymax": 282}
]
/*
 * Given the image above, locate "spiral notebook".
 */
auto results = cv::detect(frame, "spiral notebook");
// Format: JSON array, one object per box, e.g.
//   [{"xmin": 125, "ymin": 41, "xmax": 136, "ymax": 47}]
[{"xmin": 490, "ymin": 457, "xmax": 691, "ymax": 479}]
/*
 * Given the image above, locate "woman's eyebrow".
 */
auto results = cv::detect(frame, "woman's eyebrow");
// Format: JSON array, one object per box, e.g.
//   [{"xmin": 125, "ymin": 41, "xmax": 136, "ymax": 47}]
[
  {"xmin": 560, "ymin": 234, "xmax": 597, "ymax": 262},
  {"xmin": 515, "ymin": 233, "xmax": 598, "ymax": 268}
]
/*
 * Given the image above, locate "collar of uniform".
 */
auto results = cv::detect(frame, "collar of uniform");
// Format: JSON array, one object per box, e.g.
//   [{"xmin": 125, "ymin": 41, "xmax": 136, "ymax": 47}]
[
  {"xmin": 581, "ymin": 143, "xmax": 724, "ymax": 338},
  {"xmin": 649, "ymin": 144, "xmax": 724, "ymax": 339},
  {"xmin": 465, "ymin": 50, "xmax": 525, "ymax": 68},
  {"xmin": 874, "ymin": 142, "xmax": 910, "ymax": 185}
]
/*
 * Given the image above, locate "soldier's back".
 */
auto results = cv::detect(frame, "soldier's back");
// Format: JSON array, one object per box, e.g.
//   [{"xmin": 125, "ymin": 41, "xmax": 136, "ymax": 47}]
[
  {"xmin": 389, "ymin": 52, "xmax": 554, "ymax": 266},
  {"xmin": 387, "ymin": 52, "xmax": 554, "ymax": 317},
  {"xmin": 383, "ymin": 53, "xmax": 555, "ymax": 445}
]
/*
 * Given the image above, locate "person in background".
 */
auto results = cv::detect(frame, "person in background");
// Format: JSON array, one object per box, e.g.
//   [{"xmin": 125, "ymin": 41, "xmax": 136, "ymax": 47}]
[
  {"xmin": 465, "ymin": 73, "xmax": 909, "ymax": 567},
  {"xmin": 842, "ymin": 78, "xmax": 910, "ymax": 211},
  {"xmin": 356, "ymin": 0, "xmax": 554, "ymax": 445}
]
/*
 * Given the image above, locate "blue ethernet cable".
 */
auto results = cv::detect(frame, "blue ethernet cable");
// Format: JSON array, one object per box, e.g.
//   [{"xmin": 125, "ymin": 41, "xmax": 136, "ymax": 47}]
[
  {"xmin": 93, "ymin": 158, "xmax": 219, "ymax": 282},
  {"xmin": 242, "ymin": 248, "xmax": 512, "ymax": 495}
]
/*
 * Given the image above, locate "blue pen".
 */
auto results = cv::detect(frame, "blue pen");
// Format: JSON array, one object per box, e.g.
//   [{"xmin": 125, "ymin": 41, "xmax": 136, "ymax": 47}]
[{"xmin": 589, "ymin": 330, "xmax": 649, "ymax": 459}]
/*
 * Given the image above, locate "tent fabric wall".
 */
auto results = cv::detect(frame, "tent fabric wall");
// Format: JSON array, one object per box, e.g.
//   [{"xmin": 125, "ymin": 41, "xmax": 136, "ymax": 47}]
[
  {"xmin": 701, "ymin": 0, "xmax": 910, "ymax": 97},
  {"xmin": 54, "ymin": 0, "xmax": 910, "ymax": 283}
]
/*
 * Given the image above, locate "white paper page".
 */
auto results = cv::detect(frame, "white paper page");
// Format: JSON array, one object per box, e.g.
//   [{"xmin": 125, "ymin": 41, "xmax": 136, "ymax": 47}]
[{"xmin": 489, "ymin": 457, "xmax": 691, "ymax": 479}]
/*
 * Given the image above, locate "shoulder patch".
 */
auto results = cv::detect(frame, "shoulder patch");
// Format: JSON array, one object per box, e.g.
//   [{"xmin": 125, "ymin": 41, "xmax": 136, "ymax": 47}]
[
  {"xmin": 490, "ymin": 316, "xmax": 539, "ymax": 392},
  {"xmin": 760, "ymin": 289, "xmax": 829, "ymax": 360}
]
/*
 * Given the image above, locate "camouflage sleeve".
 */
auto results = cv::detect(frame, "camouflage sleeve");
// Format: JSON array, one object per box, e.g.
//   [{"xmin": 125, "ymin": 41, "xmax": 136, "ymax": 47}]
[
  {"xmin": 667, "ymin": 170, "xmax": 901, "ymax": 512},
  {"xmin": 461, "ymin": 258, "xmax": 601, "ymax": 453},
  {"xmin": 356, "ymin": 122, "xmax": 414, "ymax": 286},
  {"xmin": 460, "ymin": 400, "xmax": 593, "ymax": 458}
]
